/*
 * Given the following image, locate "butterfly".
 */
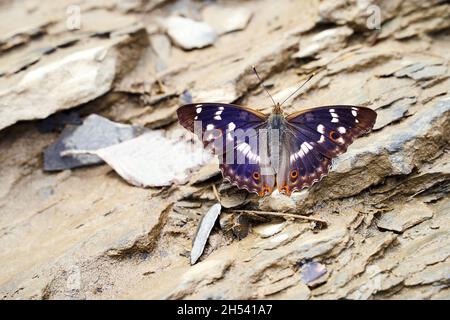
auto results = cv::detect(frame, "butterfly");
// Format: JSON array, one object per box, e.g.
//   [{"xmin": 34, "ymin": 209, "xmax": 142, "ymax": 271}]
[{"xmin": 177, "ymin": 73, "xmax": 377, "ymax": 197}]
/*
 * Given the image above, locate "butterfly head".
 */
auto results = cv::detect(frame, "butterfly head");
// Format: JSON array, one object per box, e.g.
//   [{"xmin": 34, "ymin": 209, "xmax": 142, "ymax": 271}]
[{"xmin": 272, "ymin": 102, "xmax": 283, "ymax": 115}]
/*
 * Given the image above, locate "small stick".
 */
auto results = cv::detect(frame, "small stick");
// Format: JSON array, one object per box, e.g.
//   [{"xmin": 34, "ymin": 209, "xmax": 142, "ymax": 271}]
[
  {"xmin": 211, "ymin": 184, "xmax": 221, "ymax": 203},
  {"xmin": 60, "ymin": 149, "xmax": 98, "ymax": 157},
  {"xmin": 229, "ymin": 209, "xmax": 328, "ymax": 225},
  {"xmin": 156, "ymin": 78, "xmax": 166, "ymax": 94}
]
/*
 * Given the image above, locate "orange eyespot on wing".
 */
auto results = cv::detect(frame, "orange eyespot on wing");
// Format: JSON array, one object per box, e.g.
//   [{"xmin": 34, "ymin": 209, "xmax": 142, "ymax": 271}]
[
  {"xmin": 290, "ymin": 170, "xmax": 298, "ymax": 180},
  {"xmin": 252, "ymin": 172, "xmax": 260, "ymax": 180},
  {"xmin": 329, "ymin": 130, "xmax": 339, "ymax": 142}
]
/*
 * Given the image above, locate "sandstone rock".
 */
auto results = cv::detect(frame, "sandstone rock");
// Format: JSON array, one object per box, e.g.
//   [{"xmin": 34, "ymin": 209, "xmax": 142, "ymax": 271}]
[
  {"xmin": 166, "ymin": 258, "xmax": 233, "ymax": 299},
  {"xmin": 218, "ymin": 185, "xmax": 248, "ymax": 209},
  {"xmin": 0, "ymin": 27, "xmax": 147, "ymax": 131},
  {"xmin": 259, "ymin": 190, "xmax": 296, "ymax": 212},
  {"xmin": 150, "ymin": 34, "xmax": 172, "ymax": 72},
  {"xmin": 293, "ymin": 26, "xmax": 353, "ymax": 58},
  {"xmin": 1, "ymin": 0, "xmax": 450, "ymax": 301},
  {"xmin": 377, "ymin": 201, "xmax": 434, "ymax": 232},
  {"xmin": 202, "ymin": 6, "xmax": 253, "ymax": 35}
]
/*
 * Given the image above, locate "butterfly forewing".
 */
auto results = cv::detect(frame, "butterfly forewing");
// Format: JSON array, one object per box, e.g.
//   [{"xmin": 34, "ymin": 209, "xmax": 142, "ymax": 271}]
[
  {"xmin": 277, "ymin": 130, "xmax": 333, "ymax": 195},
  {"xmin": 177, "ymin": 103, "xmax": 276, "ymax": 196},
  {"xmin": 277, "ymin": 106, "xmax": 376, "ymax": 195}
]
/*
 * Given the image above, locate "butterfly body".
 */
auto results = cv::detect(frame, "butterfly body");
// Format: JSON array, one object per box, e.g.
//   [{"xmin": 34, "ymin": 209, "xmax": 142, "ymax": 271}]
[
  {"xmin": 266, "ymin": 110, "xmax": 285, "ymax": 174},
  {"xmin": 177, "ymin": 102, "xmax": 376, "ymax": 197}
]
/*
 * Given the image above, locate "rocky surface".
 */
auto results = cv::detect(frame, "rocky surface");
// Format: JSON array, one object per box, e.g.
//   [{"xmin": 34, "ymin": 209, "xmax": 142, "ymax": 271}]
[{"xmin": 0, "ymin": 0, "xmax": 449, "ymax": 300}]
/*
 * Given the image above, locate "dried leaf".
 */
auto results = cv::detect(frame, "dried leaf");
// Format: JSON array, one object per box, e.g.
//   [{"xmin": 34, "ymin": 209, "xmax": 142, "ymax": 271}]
[
  {"xmin": 191, "ymin": 203, "xmax": 221, "ymax": 265},
  {"xmin": 63, "ymin": 130, "xmax": 213, "ymax": 187}
]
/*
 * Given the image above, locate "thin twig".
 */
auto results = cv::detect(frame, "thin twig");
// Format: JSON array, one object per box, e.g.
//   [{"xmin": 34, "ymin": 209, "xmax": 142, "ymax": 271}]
[
  {"xmin": 229, "ymin": 209, "xmax": 328, "ymax": 225},
  {"xmin": 60, "ymin": 149, "xmax": 98, "ymax": 157},
  {"xmin": 156, "ymin": 78, "xmax": 166, "ymax": 94},
  {"xmin": 211, "ymin": 184, "xmax": 221, "ymax": 203}
]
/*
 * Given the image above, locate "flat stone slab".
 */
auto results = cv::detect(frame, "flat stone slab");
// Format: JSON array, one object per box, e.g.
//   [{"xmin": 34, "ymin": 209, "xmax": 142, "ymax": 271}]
[
  {"xmin": 377, "ymin": 201, "xmax": 434, "ymax": 232},
  {"xmin": 162, "ymin": 16, "xmax": 217, "ymax": 50}
]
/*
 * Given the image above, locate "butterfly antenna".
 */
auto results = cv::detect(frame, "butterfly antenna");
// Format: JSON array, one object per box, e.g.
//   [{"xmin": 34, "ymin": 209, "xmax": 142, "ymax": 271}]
[
  {"xmin": 279, "ymin": 72, "xmax": 315, "ymax": 107},
  {"xmin": 252, "ymin": 66, "xmax": 277, "ymax": 107}
]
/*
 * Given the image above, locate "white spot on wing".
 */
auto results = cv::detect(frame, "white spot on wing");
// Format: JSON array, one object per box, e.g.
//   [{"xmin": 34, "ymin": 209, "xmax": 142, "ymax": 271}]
[
  {"xmin": 317, "ymin": 124, "xmax": 325, "ymax": 134},
  {"xmin": 298, "ymin": 149, "xmax": 306, "ymax": 158},
  {"xmin": 196, "ymin": 107, "xmax": 202, "ymax": 114},
  {"xmin": 318, "ymin": 135, "xmax": 325, "ymax": 143},
  {"xmin": 301, "ymin": 142, "xmax": 310, "ymax": 154},
  {"xmin": 214, "ymin": 115, "xmax": 222, "ymax": 120},
  {"xmin": 218, "ymin": 106, "xmax": 224, "ymax": 111},
  {"xmin": 228, "ymin": 122, "xmax": 236, "ymax": 131},
  {"xmin": 352, "ymin": 110, "xmax": 357, "ymax": 117},
  {"xmin": 237, "ymin": 142, "xmax": 250, "ymax": 154},
  {"xmin": 338, "ymin": 127, "xmax": 346, "ymax": 134},
  {"xmin": 237, "ymin": 142, "xmax": 260, "ymax": 163},
  {"xmin": 329, "ymin": 109, "xmax": 335, "ymax": 113},
  {"xmin": 305, "ymin": 142, "xmax": 313, "ymax": 150},
  {"xmin": 215, "ymin": 110, "xmax": 223, "ymax": 116},
  {"xmin": 206, "ymin": 124, "xmax": 214, "ymax": 131},
  {"xmin": 330, "ymin": 111, "xmax": 339, "ymax": 123},
  {"xmin": 290, "ymin": 154, "xmax": 296, "ymax": 163}
]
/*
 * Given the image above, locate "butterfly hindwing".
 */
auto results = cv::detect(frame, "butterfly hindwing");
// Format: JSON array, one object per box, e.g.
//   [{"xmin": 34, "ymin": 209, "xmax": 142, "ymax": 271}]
[
  {"xmin": 177, "ymin": 103, "xmax": 276, "ymax": 195},
  {"xmin": 277, "ymin": 130, "xmax": 332, "ymax": 195},
  {"xmin": 277, "ymin": 105, "xmax": 376, "ymax": 195},
  {"xmin": 220, "ymin": 139, "xmax": 276, "ymax": 196}
]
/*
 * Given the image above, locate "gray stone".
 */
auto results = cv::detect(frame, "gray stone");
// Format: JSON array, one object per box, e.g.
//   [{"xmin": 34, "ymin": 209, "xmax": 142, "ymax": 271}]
[
  {"xmin": 162, "ymin": 16, "xmax": 217, "ymax": 50},
  {"xmin": 44, "ymin": 114, "xmax": 144, "ymax": 171},
  {"xmin": 395, "ymin": 63, "xmax": 447, "ymax": 81},
  {"xmin": 374, "ymin": 97, "xmax": 416, "ymax": 130},
  {"xmin": 253, "ymin": 222, "xmax": 286, "ymax": 238},
  {"xmin": 300, "ymin": 261, "xmax": 327, "ymax": 284},
  {"xmin": 202, "ymin": 6, "xmax": 253, "ymax": 35}
]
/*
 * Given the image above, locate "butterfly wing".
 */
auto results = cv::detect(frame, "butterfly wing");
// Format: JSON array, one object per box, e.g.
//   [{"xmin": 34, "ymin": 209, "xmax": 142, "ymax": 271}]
[
  {"xmin": 177, "ymin": 103, "xmax": 275, "ymax": 196},
  {"xmin": 277, "ymin": 105, "xmax": 377, "ymax": 195}
]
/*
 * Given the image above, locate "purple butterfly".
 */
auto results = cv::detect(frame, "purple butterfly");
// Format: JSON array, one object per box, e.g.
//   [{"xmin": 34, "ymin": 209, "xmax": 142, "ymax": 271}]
[{"xmin": 177, "ymin": 72, "xmax": 377, "ymax": 197}]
